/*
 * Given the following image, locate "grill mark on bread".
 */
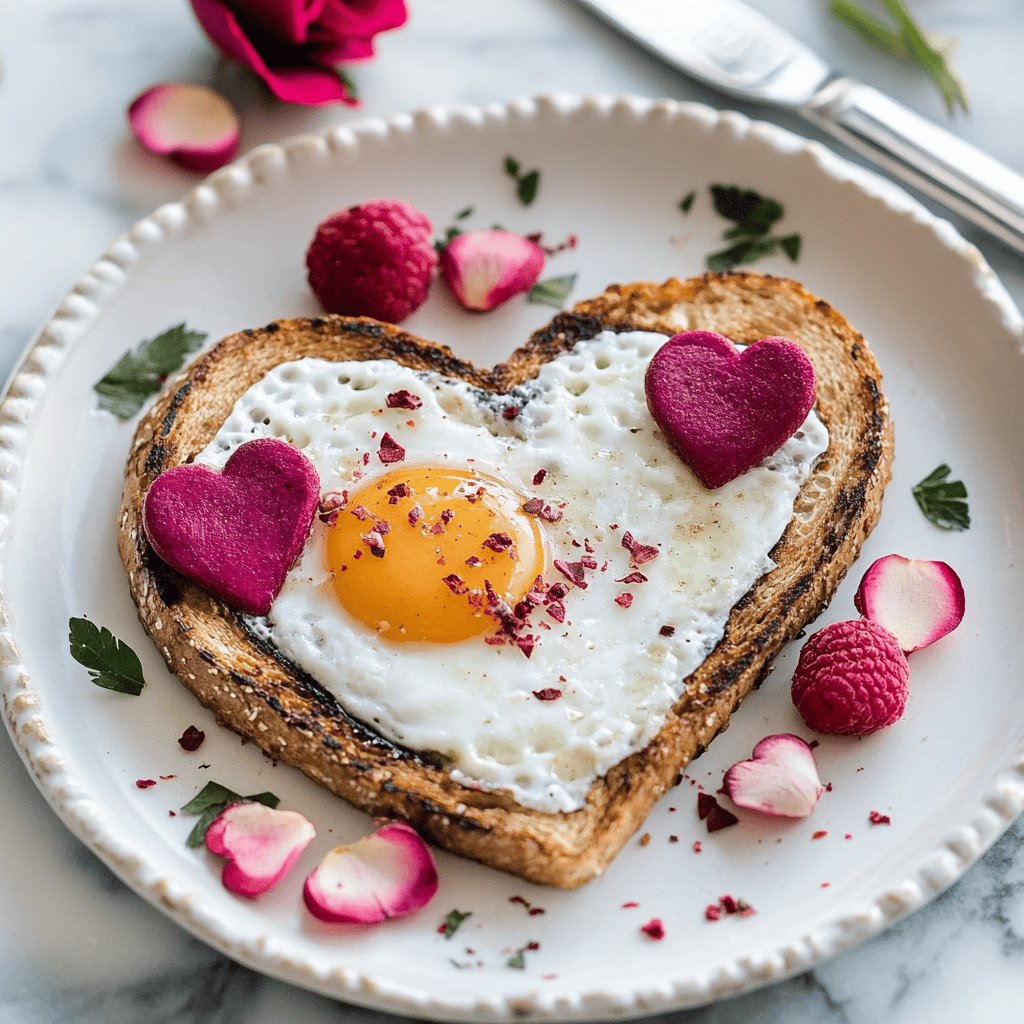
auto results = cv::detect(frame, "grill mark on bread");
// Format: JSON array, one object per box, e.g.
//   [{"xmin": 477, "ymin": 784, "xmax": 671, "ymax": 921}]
[{"xmin": 117, "ymin": 273, "xmax": 893, "ymax": 887}]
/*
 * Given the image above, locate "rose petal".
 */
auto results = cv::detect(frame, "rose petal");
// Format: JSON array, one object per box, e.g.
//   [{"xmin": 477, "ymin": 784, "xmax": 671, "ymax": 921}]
[
  {"xmin": 127, "ymin": 83, "xmax": 240, "ymax": 172},
  {"xmin": 303, "ymin": 821, "xmax": 438, "ymax": 924}
]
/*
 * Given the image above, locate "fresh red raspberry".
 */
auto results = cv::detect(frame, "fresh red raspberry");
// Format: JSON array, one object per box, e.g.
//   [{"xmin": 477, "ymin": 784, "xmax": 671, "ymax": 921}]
[
  {"xmin": 305, "ymin": 199, "xmax": 437, "ymax": 323},
  {"xmin": 791, "ymin": 619, "xmax": 910, "ymax": 735}
]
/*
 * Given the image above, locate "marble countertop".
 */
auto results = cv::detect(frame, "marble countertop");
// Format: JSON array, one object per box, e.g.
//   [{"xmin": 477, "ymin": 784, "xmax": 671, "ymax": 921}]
[{"xmin": 2, "ymin": 1, "xmax": 1023, "ymax": 1021}]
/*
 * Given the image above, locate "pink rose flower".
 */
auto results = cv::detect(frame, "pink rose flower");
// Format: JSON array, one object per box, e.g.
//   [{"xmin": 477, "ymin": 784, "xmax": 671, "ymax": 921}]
[{"xmin": 190, "ymin": 0, "xmax": 408, "ymax": 106}]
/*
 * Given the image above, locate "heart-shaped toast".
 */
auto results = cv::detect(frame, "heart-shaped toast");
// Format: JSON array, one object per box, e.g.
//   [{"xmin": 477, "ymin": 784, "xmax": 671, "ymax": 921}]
[
  {"xmin": 119, "ymin": 273, "xmax": 892, "ymax": 887},
  {"xmin": 143, "ymin": 437, "xmax": 319, "ymax": 616},
  {"xmin": 645, "ymin": 330, "xmax": 817, "ymax": 489}
]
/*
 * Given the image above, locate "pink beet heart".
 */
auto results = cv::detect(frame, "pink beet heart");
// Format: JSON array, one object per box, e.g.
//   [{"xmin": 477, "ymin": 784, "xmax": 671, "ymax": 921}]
[
  {"xmin": 645, "ymin": 331, "xmax": 817, "ymax": 489},
  {"xmin": 143, "ymin": 438, "xmax": 320, "ymax": 615}
]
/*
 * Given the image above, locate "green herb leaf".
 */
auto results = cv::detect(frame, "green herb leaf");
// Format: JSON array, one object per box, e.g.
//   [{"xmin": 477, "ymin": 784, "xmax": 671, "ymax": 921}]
[
  {"xmin": 710, "ymin": 185, "xmax": 784, "ymax": 236},
  {"xmin": 434, "ymin": 225, "xmax": 462, "ymax": 254},
  {"xmin": 912, "ymin": 464, "xmax": 970, "ymax": 530},
  {"xmin": 517, "ymin": 170, "xmax": 540, "ymax": 206},
  {"xmin": 68, "ymin": 617, "xmax": 146, "ymax": 695},
  {"xmin": 706, "ymin": 236, "xmax": 783, "ymax": 272},
  {"xmin": 95, "ymin": 323, "xmax": 207, "ymax": 419},
  {"xmin": 504, "ymin": 156, "xmax": 520, "ymax": 177},
  {"xmin": 335, "ymin": 67, "xmax": 359, "ymax": 100},
  {"xmin": 441, "ymin": 909, "xmax": 472, "ymax": 939},
  {"xmin": 778, "ymin": 234, "xmax": 802, "ymax": 262},
  {"xmin": 679, "ymin": 190, "xmax": 697, "ymax": 213},
  {"xmin": 506, "ymin": 950, "xmax": 526, "ymax": 970},
  {"xmin": 181, "ymin": 782, "xmax": 280, "ymax": 847},
  {"xmin": 455, "ymin": 206, "xmax": 474, "ymax": 220},
  {"xmin": 830, "ymin": 0, "xmax": 968, "ymax": 115},
  {"xmin": 528, "ymin": 273, "xmax": 577, "ymax": 309}
]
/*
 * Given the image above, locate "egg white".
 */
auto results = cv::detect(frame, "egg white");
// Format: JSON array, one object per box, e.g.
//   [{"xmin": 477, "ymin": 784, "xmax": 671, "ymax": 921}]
[{"xmin": 197, "ymin": 331, "xmax": 828, "ymax": 813}]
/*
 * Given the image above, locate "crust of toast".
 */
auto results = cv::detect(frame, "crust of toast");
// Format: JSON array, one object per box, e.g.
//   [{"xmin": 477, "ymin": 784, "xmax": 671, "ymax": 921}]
[{"xmin": 118, "ymin": 272, "xmax": 892, "ymax": 888}]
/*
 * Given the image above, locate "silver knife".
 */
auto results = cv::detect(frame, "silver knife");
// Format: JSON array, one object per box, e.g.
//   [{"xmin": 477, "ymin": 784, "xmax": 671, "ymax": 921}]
[{"xmin": 578, "ymin": 0, "xmax": 1024, "ymax": 255}]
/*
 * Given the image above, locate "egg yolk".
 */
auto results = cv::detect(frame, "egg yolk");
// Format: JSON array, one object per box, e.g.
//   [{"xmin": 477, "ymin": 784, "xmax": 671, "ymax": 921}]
[{"xmin": 326, "ymin": 467, "xmax": 546, "ymax": 643}]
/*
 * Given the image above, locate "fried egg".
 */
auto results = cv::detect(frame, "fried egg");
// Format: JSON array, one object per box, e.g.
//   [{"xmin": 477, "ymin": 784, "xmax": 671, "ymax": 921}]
[{"xmin": 197, "ymin": 331, "xmax": 829, "ymax": 813}]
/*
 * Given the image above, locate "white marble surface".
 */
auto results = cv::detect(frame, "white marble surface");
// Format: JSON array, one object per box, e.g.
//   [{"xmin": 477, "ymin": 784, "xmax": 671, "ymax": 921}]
[{"xmin": 2, "ymin": 1, "xmax": 1023, "ymax": 1021}]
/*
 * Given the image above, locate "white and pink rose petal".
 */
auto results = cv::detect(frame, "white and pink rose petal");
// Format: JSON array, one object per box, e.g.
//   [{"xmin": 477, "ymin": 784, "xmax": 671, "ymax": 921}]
[
  {"xmin": 440, "ymin": 230, "xmax": 545, "ymax": 312},
  {"xmin": 205, "ymin": 802, "xmax": 316, "ymax": 898},
  {"xmin": 303, "ymin": 821, "xmax": 438, "ymax": 924},
  {"xmin": 127, "ymin": 83, "xmax": 240, "ymax": 172},
  {"xmin": 722, "ymin": 733, "xmax": 824, "ymax": 818},
  {"xmin": 854, "ymin": 553, "xmax": 965, "ymax": 654}
]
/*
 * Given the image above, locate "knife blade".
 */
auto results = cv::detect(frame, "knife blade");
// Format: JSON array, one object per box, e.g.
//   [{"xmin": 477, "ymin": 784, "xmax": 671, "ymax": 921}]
[{"xmin": 579, "ymin": 0, "xmax": 1024, "ymax": 255}]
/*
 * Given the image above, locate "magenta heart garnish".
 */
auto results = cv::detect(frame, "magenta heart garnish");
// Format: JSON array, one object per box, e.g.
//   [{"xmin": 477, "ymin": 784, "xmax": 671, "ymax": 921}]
[
  {"xmin": 143, "ymin": 438, "xmax": 320, "ymax": 615},
  {"xmin": 644, "ymin": 330, "xmax": 817, "ymax": 489}
]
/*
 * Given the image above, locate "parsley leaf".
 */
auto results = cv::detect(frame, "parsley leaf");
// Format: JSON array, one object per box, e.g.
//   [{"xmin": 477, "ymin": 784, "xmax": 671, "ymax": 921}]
[
  {"xmin": 705, "ymin": 185, "xmax": 801, "ymax": 271},
  {"xmin": 912, "ymin": 464, "xmax": 970, "ymax": 530},
  {"xmin": 504, "ymin": 155, "xmax": 541, "ymax": 206},
  {"xmin": 679, "ymin": 190, "xmax": 697, "ymax": 213},
  {"xmin": 506, "ymin": 949, "xmax": 526, "ymax": 970},
  {"xmin": 830, "ymin": 0, "xmax": 967, "ymax": 115},
  {"xmin": 69, "ymin": 617, "xmax": 146, "ymax": 695},
  {"xmin": 95, "ymin": 323, "xmax": 207, "ymax": 419},
  {"xmin": 181, "ymin": 781, "xmax": 280, "ymax": 848},
  {"xmin": 711, "ymin": 185, "xmax": 784, "ymax": 237},
  {"xmin": 527, "ymin": 273, "xmax": 577, "ymax": 309},
  {"xmin": 441, "ymin": 909, "xmax": 472, "ymax": 939},
  {"xmin": 455, "ymin": 206, "xmax": 474, "ymax": 220}
]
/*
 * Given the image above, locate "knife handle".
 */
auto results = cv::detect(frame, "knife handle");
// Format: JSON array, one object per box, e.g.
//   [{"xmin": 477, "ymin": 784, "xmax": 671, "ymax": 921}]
[{"xmin": 802, "ymin": 78, "xmax": 1024, "ymax": 256}]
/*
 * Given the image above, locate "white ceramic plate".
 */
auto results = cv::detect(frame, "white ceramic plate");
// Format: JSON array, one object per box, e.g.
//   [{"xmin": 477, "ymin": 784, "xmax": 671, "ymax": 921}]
[{"xmin": 2, "ymin": 95, "xmax": 1023, "ymax": 1021}]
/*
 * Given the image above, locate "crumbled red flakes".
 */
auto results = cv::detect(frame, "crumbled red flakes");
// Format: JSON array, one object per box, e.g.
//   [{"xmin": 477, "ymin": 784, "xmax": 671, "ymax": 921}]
[
  {"xmin": 692, "ymin": 840, "xmax": 703, "ymax": 854},
  {"xmin": 386, "ymin": 389, "xmax": 422, "ymax": 410},
  {"xmin": 408, "ymin": 504, "xmax": 423, "ymax": 526},
  {"xmin": 616, "ymin": 572, "xmax": 648, "ymax": 584},
  {"xmin": 387, "ymin": 482, "xmax": 410, "ymax": 504},
  {"xmin": 532, "ymin": 469, "xmax": 547, "ymax": 486},
  {"xmin": 374, "ymin": 519, "xmax": 390, "ymax": 535},
  {"xmin": 622, "ymin": 531, "xmax": 659, "ymax": 566},
  {"xmin": 640, "ymin": 918, "xmax": 665, "ymax": 940},
  {"xmin": 825, "ymin": 782, "xmax": 833, "ymax": 792},
  {"xmin": 545, "ymin": 601, "xmax": 566, "ymax": 623},
  {"xmin": 159, "ymin": 774, "xmax": 177, "ymax": 780},
  {"xmin": 526, "ymin": 231, "xmax": 578, "ymax": 256},
  {"xmin": 317, "ymin": 489, "xmax": 349, "ymax": 526},
  {"xmin": 350, "ymin": 504, "xmax": 372, "ymax": 521},
  {"xmin": 442, "ymin": 574, "xmax": 468, "ymax": 595},
  {"xmin": 580, "ymin": 555, "xmax": 598, "ymax": 570},
  {"xmin": 697, "ymin": 792, "xmax": 739, "ymax": 833},
  {"xmin": 869, "ymin": 811, "xmax": 891, "ymax": 825},
  {"xmin": 135, "ymin": 779, "xmax": 157, "ymax": 789},
  {"xmin": 659, "ymin": 624, "xmax": 676, "ymax": 637},
  {"xmin": 516, "ymin": 635, "xmax": 538, "ymax": 658},
  {"xmin": 820, "ymin": 882, "xmax": 831, "ymax": 888},
  {"xmin": 353, "ymin": 550, "xmax": 362, "ymax": 559},
  {"xmin": 464, "ymin": 555, "xmax": 481, "ymax": 567},
  {"xmin": 502, "ymin": 406, "xmax": 520, "ymax": 420},
  {"xmin": 178, "ymin": 725, "xmax": 205, "ymax": 752},
  {"xmin": 614, "ymin": 592, "xmax": 634, "ymax": 608},
  {"xmin": 622, "ymin": 901, "xmax": 639, "ymax": 909},
  {"xmin": 529, "ymin": 907, "xmax": 546, "ymax": 916},
  {"xmin": 553, "ymin": 559, "xmax": 588, "ymax": 589},
  {"xmin": 521, "ymin": 497, "xmax": 563, "ymax": 522},
  {"xmin": 812, "ymin": 830, "xmax": 828, "ymax": 840},
  {"xmin": 482, "ymin": 532, "xmax": 514, "ymax": 552},
  {"xmin": 509, "ymin": 895, "xmax": 530, "ymax": 908},
  {"xmin": 844, "ymin": 833, "xmax": 853, "ymax": 840},
  {"xmin": 441, "ymin": 508, "xmax": 454, "ymax": 524},
  {"xmin": 378, "ymin": 432, "xmax": 405, "ymax": 464},
  {"xmin": 362, "ymin": 451, "xmax": 370, "ymax": 466},
  {"xmin": 430, "ymin": 521, "xmax": 444, "ymax": 535},
  {"xmin": 706, "ymin": 894, "xmax": 756, "ymax": 922},
  {"xmin": 532, "ymin": 688, "xmax": 562, "ymax": 701}
]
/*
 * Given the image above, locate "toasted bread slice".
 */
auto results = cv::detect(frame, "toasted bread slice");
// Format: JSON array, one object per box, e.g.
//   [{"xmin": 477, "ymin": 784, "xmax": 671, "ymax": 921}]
[{"xmin": 118, "ymin": 272, "xmax": 892, "ymax": 888}]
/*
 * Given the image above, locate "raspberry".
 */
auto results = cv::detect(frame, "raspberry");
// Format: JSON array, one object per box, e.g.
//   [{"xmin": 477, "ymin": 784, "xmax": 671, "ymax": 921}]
[
  {"xmin": 791, "ymin": 619, "xmax": 910, "ymax": 735},
  {"xmin": 305, "ymin": 199, "xmax": 437, "ymax": 323}
]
